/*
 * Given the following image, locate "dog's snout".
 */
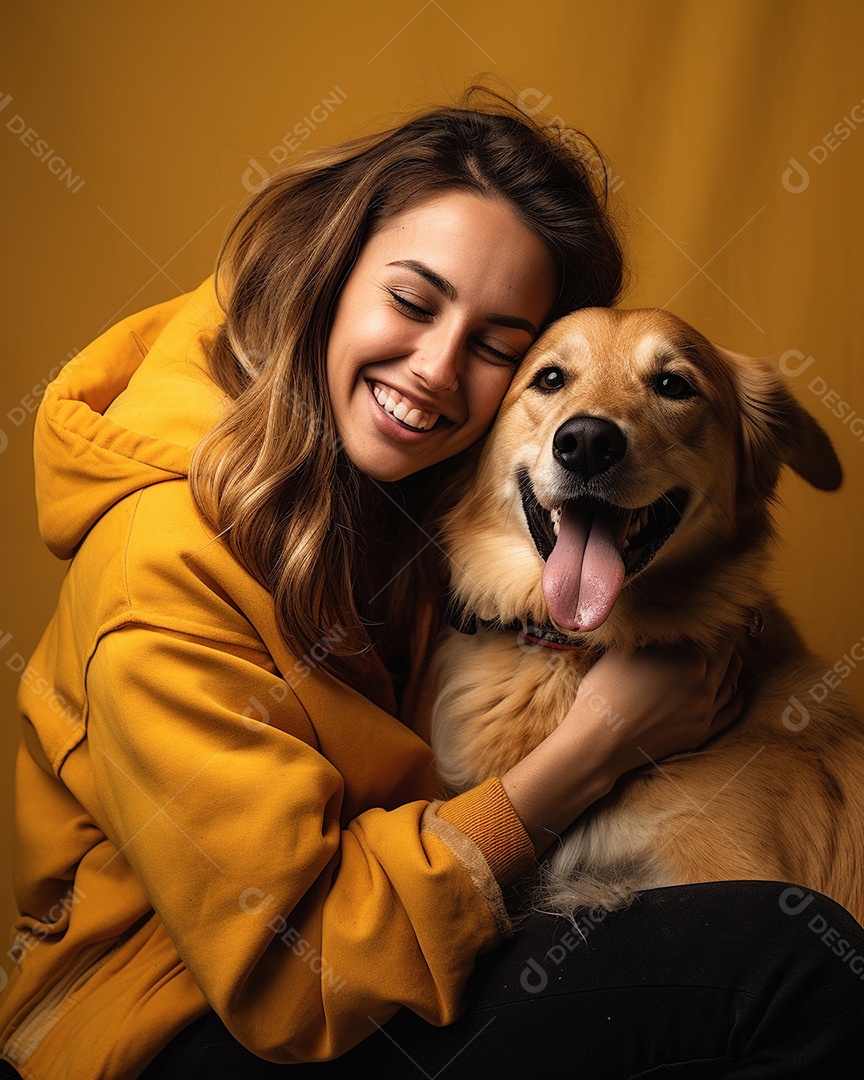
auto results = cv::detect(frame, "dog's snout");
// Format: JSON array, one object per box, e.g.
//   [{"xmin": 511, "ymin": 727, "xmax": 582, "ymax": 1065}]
[{"xmin": 552, "ymin": 416, "xmax": 626, "ymax": 478}]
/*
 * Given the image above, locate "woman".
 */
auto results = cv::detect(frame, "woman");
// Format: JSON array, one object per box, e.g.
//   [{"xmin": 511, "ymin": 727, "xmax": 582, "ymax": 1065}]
[{"xmin": 1, "ymin": 91, "xmax": 862, "ymax": 1079}]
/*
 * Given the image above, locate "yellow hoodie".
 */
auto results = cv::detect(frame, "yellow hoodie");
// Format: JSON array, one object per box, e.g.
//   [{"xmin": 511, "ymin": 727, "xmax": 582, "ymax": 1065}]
[{"xmin": 0, "ymin": 277, "xmax": 535, "ymax": 1079}]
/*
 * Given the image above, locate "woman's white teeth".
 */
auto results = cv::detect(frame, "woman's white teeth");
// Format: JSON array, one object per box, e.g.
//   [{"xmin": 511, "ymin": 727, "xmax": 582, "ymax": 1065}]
[
  {"xmin": 404, "ymin": 408, "xmax": 432, "ymax": 429},
  {"xmin": 373, "ymin": 383, "xmax": 438, "ymax": 431}
]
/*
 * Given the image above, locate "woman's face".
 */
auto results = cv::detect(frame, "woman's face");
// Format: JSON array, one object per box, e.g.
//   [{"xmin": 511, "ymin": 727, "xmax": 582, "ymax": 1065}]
[{"xmin": 326, "ymin": 190, "xmax": 558, "ymax": 482}]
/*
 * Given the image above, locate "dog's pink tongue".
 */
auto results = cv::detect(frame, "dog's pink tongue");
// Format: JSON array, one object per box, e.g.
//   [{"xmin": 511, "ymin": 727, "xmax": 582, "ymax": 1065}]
[{"xmin": 542, "ymin": 501, "xmax": 629, "ymax": 631}]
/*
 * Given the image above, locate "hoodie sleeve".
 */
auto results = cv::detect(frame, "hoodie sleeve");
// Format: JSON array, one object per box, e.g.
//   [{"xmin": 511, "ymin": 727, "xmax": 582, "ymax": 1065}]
[{"xmin": 80, "ymin": 617, "xmax": 535, "ymax": 1063}]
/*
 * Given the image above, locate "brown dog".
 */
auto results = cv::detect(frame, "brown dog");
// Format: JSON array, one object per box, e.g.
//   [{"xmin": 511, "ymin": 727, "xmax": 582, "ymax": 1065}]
[{"xmin": 428, "ymin": 308, "xmax": 864, "ymax": 921}]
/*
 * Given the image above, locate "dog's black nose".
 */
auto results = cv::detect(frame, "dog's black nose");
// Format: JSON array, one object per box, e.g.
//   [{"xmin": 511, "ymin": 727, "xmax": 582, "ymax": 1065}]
[{"xmin": 552, "ymin": 416, "xmax": 627, "ymax": 477}]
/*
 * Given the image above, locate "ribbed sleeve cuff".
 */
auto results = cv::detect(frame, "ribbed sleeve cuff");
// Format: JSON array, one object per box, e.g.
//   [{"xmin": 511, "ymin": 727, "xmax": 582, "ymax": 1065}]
[{"xmin": 435, "ymin": 777, "xmax": 536, "ymax": 884}]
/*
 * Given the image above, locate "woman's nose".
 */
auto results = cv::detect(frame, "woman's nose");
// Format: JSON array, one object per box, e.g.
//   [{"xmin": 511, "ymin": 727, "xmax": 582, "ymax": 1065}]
[{"xmin": 408, "ymin": 329, "xmax": 462, "ymax": 393}]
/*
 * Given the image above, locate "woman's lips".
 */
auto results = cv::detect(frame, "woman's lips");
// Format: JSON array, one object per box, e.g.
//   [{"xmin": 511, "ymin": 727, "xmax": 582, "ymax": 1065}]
[{"xmin": 369, "ymin": 380, "xmax": 444, "ymax": 432}]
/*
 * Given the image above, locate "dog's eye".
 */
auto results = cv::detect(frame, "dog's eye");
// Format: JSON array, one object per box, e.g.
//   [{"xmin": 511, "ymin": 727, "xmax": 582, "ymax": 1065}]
[
  {"xmin": 652, "ymin": 372, "xmax": 699, "ymax": 400},
  {"xmin": 532, "ymin": 367, "xmax": 566, "ymax": 393}
]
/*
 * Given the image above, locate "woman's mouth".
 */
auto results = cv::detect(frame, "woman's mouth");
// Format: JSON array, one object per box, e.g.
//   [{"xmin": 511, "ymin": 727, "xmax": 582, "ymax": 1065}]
[{"xmin": 369, "ymin": 381, "xmax": 444, "ymax": 432}]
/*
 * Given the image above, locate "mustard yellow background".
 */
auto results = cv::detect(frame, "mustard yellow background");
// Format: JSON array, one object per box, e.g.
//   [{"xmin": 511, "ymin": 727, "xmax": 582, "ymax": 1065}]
[{"xmin": 2, "ymin": 0, "xmax": 862, "ymax": 954}]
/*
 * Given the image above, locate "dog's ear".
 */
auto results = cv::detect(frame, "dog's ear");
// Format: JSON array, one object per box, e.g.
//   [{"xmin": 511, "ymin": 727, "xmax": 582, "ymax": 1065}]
[{"xmin": 718, "ymin": 346, "xmax": 842, "ymax": 495}]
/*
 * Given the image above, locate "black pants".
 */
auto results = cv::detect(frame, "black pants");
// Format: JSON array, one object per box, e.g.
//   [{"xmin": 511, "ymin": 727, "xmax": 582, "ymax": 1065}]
[{"xmin": 11, "ymin": 882, "xmax": 864, "ymax": 1080}]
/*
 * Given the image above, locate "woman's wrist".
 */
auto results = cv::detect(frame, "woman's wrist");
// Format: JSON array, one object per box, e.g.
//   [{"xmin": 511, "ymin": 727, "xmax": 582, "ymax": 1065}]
[{"xmin": 500, "ymin": 710, "xmax": 620, "ymax": 857}]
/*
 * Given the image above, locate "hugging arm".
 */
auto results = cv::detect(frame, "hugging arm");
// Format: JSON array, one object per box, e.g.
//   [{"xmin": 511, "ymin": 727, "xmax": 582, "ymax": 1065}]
[
  {"xmin": 79, "ymin": 624, "xmax": 533, "ymax": 1063},
  {"xmin": 501, "ymin": 639, "xmax": 743, "ymax": 855}
]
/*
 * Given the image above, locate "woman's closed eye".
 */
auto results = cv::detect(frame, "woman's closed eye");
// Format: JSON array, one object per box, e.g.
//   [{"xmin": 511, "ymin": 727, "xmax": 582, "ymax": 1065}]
[
  {"xmin": 388, "ymin": 289, "xmax": 434, "ymax": 319},
  {"xmin": 387, "ymin": 287, "xmax": 525, "ymax": 365},
  {"xmin": 471, "ymin": 336, "xmax": 523, "ymax": 365}
]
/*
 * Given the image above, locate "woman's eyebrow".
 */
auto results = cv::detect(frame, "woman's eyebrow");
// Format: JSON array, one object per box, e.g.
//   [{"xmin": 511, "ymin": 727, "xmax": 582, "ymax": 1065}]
[
  {"xmin": 386, "ymin": 259, "xmax": 538, "ymax": 336},
  {"xmin": 387, "ymin": 259, "xmax": 456, "ymax": 300},
  {"xmin": 487, "ymin": 312, "xmax": 539, "ymax": 336}
]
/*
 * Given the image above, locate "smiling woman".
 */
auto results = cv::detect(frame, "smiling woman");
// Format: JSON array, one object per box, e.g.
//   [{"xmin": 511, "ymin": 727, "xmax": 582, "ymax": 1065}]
[
  {"xmin": 190, "ymin": 93, "xmax": 626, "ymax": 692},
  {"xmin": 2, "ymin": 89, "xmax": 863, "ymax": 1080},
  {"xmin": 326, "ymin": 191, "xmax": 557, "ymax": 480}
]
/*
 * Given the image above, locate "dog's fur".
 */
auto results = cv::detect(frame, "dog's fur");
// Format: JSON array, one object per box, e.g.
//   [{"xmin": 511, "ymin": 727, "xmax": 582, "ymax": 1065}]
[{"xmin": 428, "ymin": 308, "xmax": 864, "ymax": 922}]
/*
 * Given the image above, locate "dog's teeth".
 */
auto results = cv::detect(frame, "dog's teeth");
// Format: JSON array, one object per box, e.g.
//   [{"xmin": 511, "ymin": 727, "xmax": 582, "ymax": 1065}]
[
  {"xmin": 553, "ymin": 520, "xmax": 560, "ymax": 537},
  {"xmin": 626, "ymin": 507, "xmax": 650, "ymax": 540},
  {"xmin": 629, "ymin": 508, "xmax": 648, "ymax": 536},
  {"xmin": 550, "ymin": 507, "xmax": 562, "ymax": 524}
]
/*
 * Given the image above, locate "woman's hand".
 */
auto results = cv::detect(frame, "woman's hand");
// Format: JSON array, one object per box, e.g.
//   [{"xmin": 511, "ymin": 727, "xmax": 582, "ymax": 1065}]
[
  {"xmin": 501, "ymin": 636, "xmax": 744, "ymax": 856},
  {"xmin": 572, "ymin": 637, "xmax": 744, "ymax": 777}
]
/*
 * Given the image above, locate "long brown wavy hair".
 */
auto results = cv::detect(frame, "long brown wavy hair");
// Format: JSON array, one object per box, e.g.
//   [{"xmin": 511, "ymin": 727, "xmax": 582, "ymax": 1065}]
[{"xmin": 190, "ymin": 87, "xmax": 627, "ymax": 696}]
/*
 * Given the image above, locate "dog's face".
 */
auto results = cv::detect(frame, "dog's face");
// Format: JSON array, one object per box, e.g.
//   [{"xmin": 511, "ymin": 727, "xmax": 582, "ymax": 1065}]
[{"xmin": 442, "ymin": 308, "xmax": 841, "ymax": 647}]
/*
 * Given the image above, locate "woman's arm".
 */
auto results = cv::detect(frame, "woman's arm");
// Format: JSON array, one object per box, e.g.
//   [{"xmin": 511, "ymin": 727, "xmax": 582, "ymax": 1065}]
[
  {"xmin": 501, "ymin": 641, "xmax": 744, "ymax": 855},
  {"xmin": 80, "ymin": 623, "xmax": 516, "ymax": 1061}
]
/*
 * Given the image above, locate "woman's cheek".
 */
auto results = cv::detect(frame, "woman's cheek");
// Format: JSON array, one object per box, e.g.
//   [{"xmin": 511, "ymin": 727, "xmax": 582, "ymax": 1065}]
[
  {"xmin": 473, "ymin": 365, "xmax": 517, "ymax": 426},
  {"xmin": 358, "ymin": 312, "xmax": 416, "ymax": 360}
]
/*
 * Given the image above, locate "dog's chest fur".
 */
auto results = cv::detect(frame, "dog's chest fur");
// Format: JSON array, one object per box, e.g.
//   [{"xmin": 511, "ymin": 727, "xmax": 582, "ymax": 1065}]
[
  {"xmin": 429, "ymin": 606, "xmax": 864, "ymax": 920},
  {"xmin": 430, "ymin": 627, "xmax": 591, "ymax": 790}
]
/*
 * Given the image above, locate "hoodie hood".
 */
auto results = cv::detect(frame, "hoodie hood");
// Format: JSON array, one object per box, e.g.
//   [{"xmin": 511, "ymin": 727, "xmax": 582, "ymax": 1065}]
[{"xmin": 34, "ymin": 277, "xmax": 228, "ymax": 559}]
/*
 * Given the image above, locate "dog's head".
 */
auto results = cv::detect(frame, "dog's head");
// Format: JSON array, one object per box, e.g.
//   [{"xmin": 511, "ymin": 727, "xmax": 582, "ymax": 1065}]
[{"xmin": 442, "ymin": 308, "xmax": 841, "ymax": 648}]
